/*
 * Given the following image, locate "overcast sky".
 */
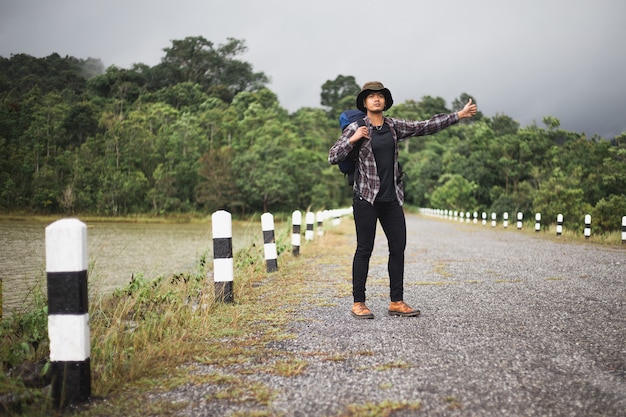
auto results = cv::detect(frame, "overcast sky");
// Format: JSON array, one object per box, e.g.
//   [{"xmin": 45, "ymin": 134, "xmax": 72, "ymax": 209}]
[{"xmin": 1, "ymin": 0, "xmax": 625, "ymax": 138}]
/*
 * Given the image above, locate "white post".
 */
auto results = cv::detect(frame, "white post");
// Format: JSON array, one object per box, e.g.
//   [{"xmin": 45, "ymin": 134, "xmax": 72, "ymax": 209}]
[
  {"xmin": 517, "ymin": 212, "xmax": 523, "ymax": 230},
  {"xmin": 621, "ymin": 216, "xmax": 626, "ymax": 245},
  {"xmin": 45, "ymin": 218, "xmax": 91, "ymax": 407},
  {"xmin": 262, "ymin": 212, "xmax": 278, "ymax": 272},
  {"xmin": 503, "ymin": 212, "xmax": 509, "ymax": 228},
  {"xmin": 535, "ymin": 213, "xmax": 541, "ymax": 232},
  {"xmin": 316, "ymin": 211, "xmax": 324, "ymax": 236},
  {"xmin": 473, "ymin": 211, "xmax": 478, "ymax": 224},
  {"xmin": 491, "ymin": 212, "xmax": 496, "ymax": 227},
  {"xmin": 212, "ymin": 210, "xmax": 234, "ymax": 303},
  {"xmin": 556, "ymin": 214, "xmax": 563, "ymax": 236},
  {"xmin": 584, "ymin": 214, "xmax": 591, "ymax": 239},
  {"xmin": 482, "ymin": 212, "xmax": 487, "ymax": 226},
  {"xmin": 305, "ymin": 211, "xmax": 315, "ymax": 241},
  {"xmin": 291, "ymin": 210, "xmax": 301, "ymax": 257}
]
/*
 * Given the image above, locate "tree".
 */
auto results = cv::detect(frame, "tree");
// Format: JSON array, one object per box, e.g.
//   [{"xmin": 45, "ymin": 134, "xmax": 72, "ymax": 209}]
[
  {"xmin": 233, "ymin": 142, "xmax": 297, "ymax": 212},
  {"xmin": 488, "ymin": 113, "xmax": 520, "ymax": 137},
  {"xmin": 417, "ymin": 95, "xmax": 450, "ymax": 117},
  {"xmin": 231, "ymin": 116, "xmax": 301, "ymax": 212},
  {"xmin": 592, "ymin": 195, "xmax": 626, "ymax": 233},
  {"xmin": 429, "ymin": 174, "xmax": 478, "ymax": 210},
  {"xmin": 63, "ymin": 101, "xmax": 99, "ymax": 147},
  {"xmin": 320, "ymin": 75, "xmax": 360, "ymax": 117},
  {"xmin": 161, "ymin": 36, "xmax": 269, "ymax": 102},
  {"xmin": 87, "ymin": 65, "xmax": 146, "ymax": 114},
  {"xmin": 290, "ymin": 107, "xmax": 337, "ymax": 152},
  {"xmin": 532, "ymin": 168, "xmax": 591, "ymax": 231},
  {"xmin": 195, "ymin": 147, "xmax": 237, "ymax": 212},
  {"xmin": 153, "ymin": 82, "xmax": 210, "ymax": 111}
]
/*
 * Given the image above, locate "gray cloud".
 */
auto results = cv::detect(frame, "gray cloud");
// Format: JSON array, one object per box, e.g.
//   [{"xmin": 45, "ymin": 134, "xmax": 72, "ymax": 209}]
[{"xmin": 1, "ymin": 0, "xmax": 625, "ymax": 138}]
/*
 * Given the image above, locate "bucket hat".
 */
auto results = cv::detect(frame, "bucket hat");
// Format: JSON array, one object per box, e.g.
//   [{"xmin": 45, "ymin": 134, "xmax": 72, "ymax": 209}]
[{"xmin": 356, "ymin": 81, "xmax": 393, "ymax": 112}]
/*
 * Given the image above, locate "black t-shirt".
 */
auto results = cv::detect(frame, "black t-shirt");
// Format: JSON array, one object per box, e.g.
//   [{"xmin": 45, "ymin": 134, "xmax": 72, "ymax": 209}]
[{"xmin": 370, "ymin": 123, "xmax": 396, "ymax": 202}]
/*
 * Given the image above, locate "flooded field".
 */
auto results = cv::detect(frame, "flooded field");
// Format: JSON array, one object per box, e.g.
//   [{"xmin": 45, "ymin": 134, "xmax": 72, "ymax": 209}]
[{"xmin": 0, "ymin": 218, "xmax": 264, "ymax": 314}]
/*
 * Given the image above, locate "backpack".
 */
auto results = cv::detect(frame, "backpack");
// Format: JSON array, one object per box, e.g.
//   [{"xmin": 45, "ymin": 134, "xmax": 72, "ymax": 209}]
[{"xmin": 338, "ymin": 110, "xmax": 366, "ymax": 186}]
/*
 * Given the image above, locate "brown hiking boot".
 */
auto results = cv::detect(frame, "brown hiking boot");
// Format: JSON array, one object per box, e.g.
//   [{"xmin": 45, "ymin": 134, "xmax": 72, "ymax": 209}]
[
  {"xmin": 388, "ymin": 301, "xmax": 421, "ymax": 317},
  {"xmin": 351, "ymin": 302, "xmax": 374, "ymax": 319}
]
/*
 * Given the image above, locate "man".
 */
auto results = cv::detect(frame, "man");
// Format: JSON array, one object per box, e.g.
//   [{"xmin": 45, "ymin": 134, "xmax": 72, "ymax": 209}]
[{"xmin": 329, "ymin": 81, "xmax": 477, "ymax": 319}]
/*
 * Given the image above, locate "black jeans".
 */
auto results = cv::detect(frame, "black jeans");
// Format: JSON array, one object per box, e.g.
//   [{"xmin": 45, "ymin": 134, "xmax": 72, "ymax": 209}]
[{"xmin": 352, "ymin": 196, "xmax": 406, "ymax": 303}]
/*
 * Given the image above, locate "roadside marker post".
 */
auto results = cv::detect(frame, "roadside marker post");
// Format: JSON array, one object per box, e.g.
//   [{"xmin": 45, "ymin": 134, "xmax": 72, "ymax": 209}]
[
  {"xmin": 212, "ymin": 210, "xmax": 234, "ymax": 303},
  {"xmin": 316, "ymin": 211, "xmax": 324, "ymax": 236},
  {"xmin": 535, "ymin": 213, "xmax": 541, "ymax": 232},
  {"xmin": 45, "ymin": 218, "xmax": 91, "ymax": 408},
  {"xmin": 584, "ymin": 214, "xmax": 591, "ymax": 239},
  {"xmin": 262, "ymin": 212, "xmax": 278, "ymax": 273},
  {"xmin": 305, "ymin": 211, "xmax": 315, "ymax": 241},
  {"xmin": 291, "ymin": 210, "xmax": 301, "ymax": 257}
]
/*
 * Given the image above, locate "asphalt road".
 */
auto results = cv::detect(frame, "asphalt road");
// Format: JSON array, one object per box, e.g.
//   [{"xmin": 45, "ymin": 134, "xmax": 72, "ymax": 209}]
[{"xmin": 156, "ymin": 214, "xmax": 626, "ymax": 416}]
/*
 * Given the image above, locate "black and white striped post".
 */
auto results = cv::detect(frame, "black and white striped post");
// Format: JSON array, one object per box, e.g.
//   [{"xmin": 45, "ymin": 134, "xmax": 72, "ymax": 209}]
[
  {"xmin": 556, "ymin": 214, "xmax": 563, "ymax": 236},
  {"xmin": 517, "ymin": 212, "xmax": 523, "ymax": 230},
  {"xmin": 262, "ymin": 212, "xmax": 278, "ymax": 272},
  {"xmin": 535, "ymin": 213, "xmax": 541, "ymax": 232},
  {"xmin": 473, "ymin": 211, "xmax": 478, "ymax": 224},
  {"xmin": 503, "ymin": 212, "xmax": 509, "ymax": 228},
  {"xmin": 584, "ymin": 214, "xmax": 591, "ymax": 239},
  {"xmin": 622, "ymin": 216, "xmax": 626, "ymax": 244},
  {"xmin": 291, "ymin": 210, "xmax": 301, "ymax": 257},
  {"xmin": 316, "ymin": 211, "xmax": 324, "ymax": 236},
  {"xmin": 45, "ymin": 218, "xmax": 91, "ymax": 407},
  {"xmin": 212, "ymin": 210, "xmax": 234, "ymax": 303},
  {"xmin": 305, "ymin": 211, "xmax": 315, "ymax": 241}
]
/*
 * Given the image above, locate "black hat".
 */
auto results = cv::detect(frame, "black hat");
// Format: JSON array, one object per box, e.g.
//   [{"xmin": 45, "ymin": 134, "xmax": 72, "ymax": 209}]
[{"xmin": 356, "ymin": 81, "xmax": 393, "ymax": 112}]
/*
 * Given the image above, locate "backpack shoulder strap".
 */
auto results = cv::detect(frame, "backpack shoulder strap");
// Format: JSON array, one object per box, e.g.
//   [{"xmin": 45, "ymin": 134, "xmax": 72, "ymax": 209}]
[{"xmin": 354, "ymin": 118, "xmax": 366, "ymax": 147}]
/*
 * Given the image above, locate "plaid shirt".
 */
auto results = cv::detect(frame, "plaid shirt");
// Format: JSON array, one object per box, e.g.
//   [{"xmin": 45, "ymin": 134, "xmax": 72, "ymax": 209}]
[{"xmin": 329, "ymin": 113, "xmax": 459, "ymax": 205}]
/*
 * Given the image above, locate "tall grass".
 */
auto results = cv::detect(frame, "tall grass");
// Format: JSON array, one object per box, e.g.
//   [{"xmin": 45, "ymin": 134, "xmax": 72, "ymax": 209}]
[{"xmin": 0, "ymin": 279, "xmax": 51, "ymax": 414}]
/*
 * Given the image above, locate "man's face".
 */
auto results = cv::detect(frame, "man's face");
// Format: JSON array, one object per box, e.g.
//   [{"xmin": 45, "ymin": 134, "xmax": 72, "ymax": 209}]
[{"xmin": 364, "ymin": 92, "xmax": 385, "ymax": 112}]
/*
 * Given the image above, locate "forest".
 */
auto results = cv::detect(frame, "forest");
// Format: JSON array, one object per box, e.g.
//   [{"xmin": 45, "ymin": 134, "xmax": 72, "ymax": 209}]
[{"xmin": 1, "ymin": 36, "xmax": 625, "ymax": 231}]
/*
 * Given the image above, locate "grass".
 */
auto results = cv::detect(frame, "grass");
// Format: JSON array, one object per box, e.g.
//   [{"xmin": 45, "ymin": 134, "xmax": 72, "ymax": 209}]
[
  {"xmin": 337, "ymin": 400, "xmax": 421, "ymax": 417},
  {"xmin": 0, "ymin": 216, "xmax": 358, "ymax": 416},
  {"xmin": 372, "ymin": 360, "xmax": 413, "ymax": 372}
]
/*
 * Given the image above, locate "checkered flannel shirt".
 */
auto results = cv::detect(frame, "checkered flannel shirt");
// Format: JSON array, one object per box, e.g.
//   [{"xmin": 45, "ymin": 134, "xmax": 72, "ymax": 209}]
[{"xmin": 329, "ymin": 113, "xmax": 459, "ymax": 205}]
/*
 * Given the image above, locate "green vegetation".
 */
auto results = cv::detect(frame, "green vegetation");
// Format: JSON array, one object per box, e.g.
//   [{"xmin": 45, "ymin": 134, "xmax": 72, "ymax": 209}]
[
  {"xmin": 2, "ymin": 36, "xmax": 626, "ymax": 230},
  {"xmin": 0, "ymin": 219, "xmax": 345, "ymax": 415},
  {"xmin": 0, "ymin": 217, "xmax": 431, "ymax": 416}
]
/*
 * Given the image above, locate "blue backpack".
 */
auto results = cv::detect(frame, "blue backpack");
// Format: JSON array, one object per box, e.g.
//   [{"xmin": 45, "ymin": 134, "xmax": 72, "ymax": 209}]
[{"xmin": 338, "ymin": 110, "xmax": 366, "ymax": 186}]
